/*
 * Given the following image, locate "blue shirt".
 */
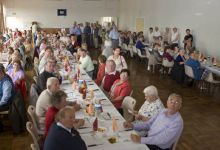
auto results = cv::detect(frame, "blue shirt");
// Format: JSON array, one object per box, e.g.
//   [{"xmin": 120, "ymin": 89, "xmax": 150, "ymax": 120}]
[
  {"xmin": 185, "ymin": 57, "xmax": 203, "ymax": 80},
  {"xmin": 83, "ymin": 26, "xmax": 91, "ymax": 34},
  {"xmin": 73, "ymin": 27, "xmax": 82, "ymax": 35},
  {"xmin": 133, "ymin": 109, "xmax": 183, "ymax": 149},
  {"xmin": 0, "ymin": 75, "xmax": 15, "ymax": 106},
  {"xmin": 136, "ymin": 40, "xmax": 145, "ymax": 51},
  {"xmin": 109, "ymin": 29, "xmax": 119, "ymax": 40}
]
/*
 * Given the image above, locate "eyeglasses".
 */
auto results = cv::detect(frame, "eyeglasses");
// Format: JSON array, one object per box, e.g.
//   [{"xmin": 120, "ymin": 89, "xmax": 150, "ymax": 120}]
[{"xmin": 169, "ymin": 99, "xmax": 181, "ymax": 105}]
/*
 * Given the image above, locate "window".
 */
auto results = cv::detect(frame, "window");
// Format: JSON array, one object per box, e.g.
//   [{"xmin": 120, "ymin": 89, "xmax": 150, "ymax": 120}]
[{"xmin": 6, "ymin": 17, "xmax": 22, "ymax": 30}]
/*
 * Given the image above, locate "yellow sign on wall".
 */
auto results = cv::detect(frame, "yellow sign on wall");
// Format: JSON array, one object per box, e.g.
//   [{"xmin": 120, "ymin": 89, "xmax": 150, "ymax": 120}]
[{"xmin": 136, "ymin": 18, "xmax": 144, "ymax": 32}]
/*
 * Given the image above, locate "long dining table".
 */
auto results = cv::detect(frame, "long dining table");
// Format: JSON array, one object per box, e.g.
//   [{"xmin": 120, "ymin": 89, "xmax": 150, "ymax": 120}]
[{"xmin": 58, "ymin": 56, "xmax": 149, "ymax": 150}]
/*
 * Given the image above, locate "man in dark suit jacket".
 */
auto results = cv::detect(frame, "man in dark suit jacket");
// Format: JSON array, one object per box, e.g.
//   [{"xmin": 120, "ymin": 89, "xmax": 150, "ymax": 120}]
[{"xmin": 44, "ymin": 106, "xmax": 87, "ymax": 150}]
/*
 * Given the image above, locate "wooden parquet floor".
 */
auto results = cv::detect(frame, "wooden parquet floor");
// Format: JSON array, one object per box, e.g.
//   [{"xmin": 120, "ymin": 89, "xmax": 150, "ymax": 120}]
[{"xmin": 0, "ymin": 54, "xmax": 220, "ymax": 150}]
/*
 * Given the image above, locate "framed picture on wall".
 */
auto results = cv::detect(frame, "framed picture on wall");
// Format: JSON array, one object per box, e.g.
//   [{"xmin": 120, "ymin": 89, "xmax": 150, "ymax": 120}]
[{"xmin": 57, "ymin": 9, "xmax": 67, "ymax": 16}]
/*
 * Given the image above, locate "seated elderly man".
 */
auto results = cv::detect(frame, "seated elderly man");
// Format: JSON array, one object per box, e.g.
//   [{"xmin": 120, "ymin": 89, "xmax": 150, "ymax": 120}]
[
  {"xmin": 102, "ymin": 60, "xmax": 120, "ymax": 92},
  {"xmin": 124, "ymin": 93, "xmax": 183, "ymax": 150},
  {"xmin": 0, "ymin": 64, "xmax": 16, "ymax": 110},
  {"xmin": 0, "ymin": 64, "xmax": 16, "ymax": 131},
  {"xmin": 36, "ymin": 77, "xmax": 60, "ymax": 119},
  {"xmin": 44, "ymin": 106, "xmax": 87, "ymax": 150},
  {"xmin": 45, "ymin": 90, "xmax": 84, "ymax": 137},
  {"xmin": 36, "ymin": 58, "xmax": 57, "ymax": 94},
  {"xmin": 78, "ymin": 48, "xmax": 94, "ymax": 78},
  {"xmin": 134, "ymin": 85, "xmax": 164, "ymax": 122}
]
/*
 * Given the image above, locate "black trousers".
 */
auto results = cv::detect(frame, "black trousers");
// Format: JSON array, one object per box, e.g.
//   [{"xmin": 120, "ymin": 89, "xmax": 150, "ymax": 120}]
[{"xmin": 147, "ymin": 144, "xmax": 170, "ymax": 150}]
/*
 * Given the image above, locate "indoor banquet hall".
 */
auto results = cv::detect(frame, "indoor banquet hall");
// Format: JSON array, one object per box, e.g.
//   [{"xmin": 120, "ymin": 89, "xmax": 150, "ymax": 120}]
[{"xmin": 0, "ymin": 0, "xmax": 220, "ymax": 150}]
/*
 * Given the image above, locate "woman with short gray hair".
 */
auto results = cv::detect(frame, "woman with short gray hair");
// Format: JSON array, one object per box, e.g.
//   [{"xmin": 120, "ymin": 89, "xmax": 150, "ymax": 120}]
[{"xmin": 134, "ymin": 85, "xmax": 164, "ymax": 122}]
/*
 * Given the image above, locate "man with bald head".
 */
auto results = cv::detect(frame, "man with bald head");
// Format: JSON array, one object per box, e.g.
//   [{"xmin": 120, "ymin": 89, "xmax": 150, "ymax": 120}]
[
  {"xmin": 124, "ymin": 93, "xmax": 183, "ymax": 150},
  {"xmin": 102, "ymin": 60, "xmax": 120, "ymax": 92},
  {"xmin": 44, "ymin": 106, "xmax": 87, "ymax": 150}
]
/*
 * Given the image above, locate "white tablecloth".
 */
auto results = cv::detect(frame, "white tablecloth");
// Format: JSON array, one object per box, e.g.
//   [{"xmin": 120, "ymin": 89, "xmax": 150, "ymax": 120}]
[{"xmin": 60, "ymin": 66, "xmax": 149, "ymax": 150}]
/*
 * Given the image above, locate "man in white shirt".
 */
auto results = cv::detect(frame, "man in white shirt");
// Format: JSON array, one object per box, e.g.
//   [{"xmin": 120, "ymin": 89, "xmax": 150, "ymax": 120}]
[
  {"xmin": 148, "ymin": 27, "xmax": 154, "ymax": 45},
  {"xmin": 153, "ymin": 26, "xmax": 161, "ymax": 40},
  {"xmin": 78, "ymin": 48, "xmax": 94, "ymax": 78}
]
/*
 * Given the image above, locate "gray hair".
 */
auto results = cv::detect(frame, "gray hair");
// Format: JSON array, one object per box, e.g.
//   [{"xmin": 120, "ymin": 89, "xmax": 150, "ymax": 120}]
[
  {"xmin": 143, "ymin": 85, "xmax": 158, "ymax": 97},
  {"xmin": 46, "ymin": 77, "xmax": 58, "ymax": 89},
  {"xmin": 51, "ymin": 90, "xmax": 67, "ymax": 106}
]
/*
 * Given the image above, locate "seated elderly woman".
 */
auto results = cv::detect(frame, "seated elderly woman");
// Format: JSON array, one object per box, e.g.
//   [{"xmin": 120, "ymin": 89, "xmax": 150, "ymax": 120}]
[
  {"xmin": 95, "ymin": 55, "xmax": 107, "ymax": 86},
  {"xmin": 109, "ymin": 69, "xmax": 132, "ymax": 115},
  {"xmin": 185, "ymin": 51, "xmax": 203, "ymax": 80},
  {"xmin": 136, "ymin": 36, "xmax": 146, "ymax": 55},
  {"xmin": 170, "ymin": 49, "xmax": 186, "ymax": 85},
  {"xmin": 124, "ymin": 93, "xmax": 183, "ymax": 150},
  {"xmin": 162, "ymin": 46, "xmax": 174, "ymax": 74},
  {"xmin": 133, "ymin": 85, "xmax": 164, "ymax": 122},
  {"xmin": 107, "ymin": 46, "xmax": 128, "ymax": 72},
  {"xmin": 6, "ymin": 59, "xmax": 25, "ymax": 86},
  {"xmin": 147, "ymin": 43, "xmax": 163, "ymax": 73}
]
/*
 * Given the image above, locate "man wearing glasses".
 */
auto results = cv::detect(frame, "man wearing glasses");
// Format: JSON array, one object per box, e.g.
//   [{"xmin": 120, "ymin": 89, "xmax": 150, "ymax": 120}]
[{"xmin": 124, "ymin": 93, "xmax": 183, "ymax": 150}]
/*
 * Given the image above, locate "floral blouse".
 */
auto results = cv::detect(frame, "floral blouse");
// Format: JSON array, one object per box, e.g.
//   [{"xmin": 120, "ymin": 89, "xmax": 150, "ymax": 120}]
[{"xmin": 138, "ymin": 98, "xmax": 164, "ymax": 118}]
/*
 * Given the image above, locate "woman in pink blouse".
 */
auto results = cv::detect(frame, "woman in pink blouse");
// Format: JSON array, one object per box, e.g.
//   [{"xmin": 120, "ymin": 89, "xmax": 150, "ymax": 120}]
[{"xmin": 6, "ymin": 59, "xmax": 25, "ymax": 86}]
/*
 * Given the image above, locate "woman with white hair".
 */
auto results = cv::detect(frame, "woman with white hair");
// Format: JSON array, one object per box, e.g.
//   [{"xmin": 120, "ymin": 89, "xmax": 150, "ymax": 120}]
[
  {"xmin": 102, "ymin": 39, "xmax": 113, "ymax": 58},
  {"xmin": 134, "ymin": 85, "xmax": 164, "ymax": 122}
]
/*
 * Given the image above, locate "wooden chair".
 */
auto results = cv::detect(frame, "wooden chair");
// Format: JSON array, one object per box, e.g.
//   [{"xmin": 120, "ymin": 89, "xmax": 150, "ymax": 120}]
[
  {"xmin": 27, "ymin": 105, "xmax": 44, "ymax": 135},
  {"xmin": 26, "ymin": 122, "xmax": 41, "ymax": 150},
  {"xmin": 122, "ymin": 96, "xmax": 136, "ymax": 122}
]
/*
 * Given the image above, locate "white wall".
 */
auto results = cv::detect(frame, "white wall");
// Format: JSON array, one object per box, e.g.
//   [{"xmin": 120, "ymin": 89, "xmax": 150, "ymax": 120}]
[
  {"xmin": 4, "ymin": 0, "xmax": 119, "ymax": 29},
  {"xmin": 119, "ymin": 0, "xmax": 220, "ymax": 59}
]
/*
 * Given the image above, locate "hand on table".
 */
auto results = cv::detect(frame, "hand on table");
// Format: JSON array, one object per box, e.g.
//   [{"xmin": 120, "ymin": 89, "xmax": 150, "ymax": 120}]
[
  {"xmin": 73, "ymin": 119, "xmax": 85, "ymax": 129},
  {"xmin": 123, "ymin": 121, "xmax": 133, "ymax": 129},
  {"xmin": 73, "ymin": 102, "xmax": 81, "ymax": 111},
  {"xmin": 130, "ymin": 134, "xmax": 141, "ymax": 143}
]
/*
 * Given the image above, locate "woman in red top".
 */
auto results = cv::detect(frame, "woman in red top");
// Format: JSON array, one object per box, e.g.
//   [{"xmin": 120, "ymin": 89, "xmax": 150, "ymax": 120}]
[
  {"xmin": 45, "ymin": 90, "xmax": 67, "ymax": 137},
  {"xmin": 110, "ymin": 69, "xmax": 132, "ymax": 115},
  {"xmin": 95, "ymin": 55, "xmax": 106, "ymax": 86}
]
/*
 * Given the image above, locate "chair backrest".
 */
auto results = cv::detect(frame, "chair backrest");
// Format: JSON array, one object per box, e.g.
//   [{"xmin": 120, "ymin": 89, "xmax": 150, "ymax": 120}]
[
  {"xmin": 27, "ymin": 105, "xmax": 41, "ymax": 134},
  {"xmin": 123, "ymin": 43, "xmax": 128, "ymax": 51},
  {"xmin": 136, "ymin": 48, "xmax": 142, "ymax": 57},
  {"xmin": 29, "ymin": 84, "xmax": 39, "ymax": 107},
  {"xmin": 26, "ymin": 122, "xmax": 40, "ymax": 150},
  {"xmin": 204, "ymin": 72, "xmax": 214, "ymax": 82},
  {"xmin": 122, "ymin": 96, "xmax": 136, "ymax": 122},
  {"xmin": 132, "ymin": 45, "xmax": 137, "ymax": 53},
  {"xmin": 171, "ymin": 131, "xmax": 182, "ymax": 150},
  {"xmin": 184, "ymin": 65, "xmax": 195, "ymax": 79},
  {"xmin": 30, "ymin": 144, "xmax": 38, "ymax": 150}
]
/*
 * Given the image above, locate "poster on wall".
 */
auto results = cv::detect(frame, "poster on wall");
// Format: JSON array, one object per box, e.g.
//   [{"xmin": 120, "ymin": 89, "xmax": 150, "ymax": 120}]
[
  {"xmin": 136, "ymin": 18, "xmax": 144, "ymax": 32},
  {"xmin": 57, "ymin": 9, "xmax": 67, "ymax": 16}
]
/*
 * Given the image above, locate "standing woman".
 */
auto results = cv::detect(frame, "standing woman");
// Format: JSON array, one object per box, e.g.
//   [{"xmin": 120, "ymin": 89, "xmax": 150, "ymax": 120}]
[{"xmin": 107, "ymin": 46, "xmax": 127, "ymax": 72}]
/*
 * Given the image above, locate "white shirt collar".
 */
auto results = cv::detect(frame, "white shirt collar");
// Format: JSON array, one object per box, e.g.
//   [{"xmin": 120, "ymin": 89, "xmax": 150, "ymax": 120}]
[{"xmin": 57, "ymin": 122, "xmax": 72, "ymax": 133}]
